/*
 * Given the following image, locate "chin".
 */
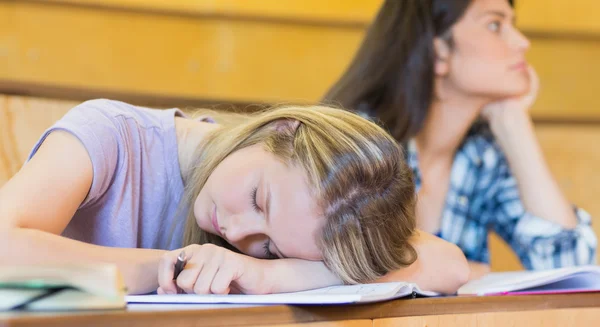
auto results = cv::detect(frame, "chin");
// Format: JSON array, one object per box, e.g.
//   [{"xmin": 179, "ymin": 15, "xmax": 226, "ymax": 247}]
[{"xmin": 488, "ymin": 74, "xmax": 530, "ymax": 98}]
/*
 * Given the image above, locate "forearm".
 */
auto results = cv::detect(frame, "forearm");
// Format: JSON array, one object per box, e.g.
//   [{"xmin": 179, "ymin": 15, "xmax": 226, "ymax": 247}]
[
  {"xmin": 263, "ymin": 259, "xmax": 342, "ymax": 294},
  {"xmin": 490, "ymin": 110, "xmax": 577, "ymax": 228},
  {"xmin": 377, "ymin": 231, "xmax": 469, "ymax": 294},
  {"xmin": 260, "ymin": 231, "xmax": 471, "ymax": 295},
  {"xmin": 468, "ymin": 261, "xmax": 490, "ymax": 281},
  {"xmin": 0, "ymin": 228, "xmax": 166, "ymax": 294}
]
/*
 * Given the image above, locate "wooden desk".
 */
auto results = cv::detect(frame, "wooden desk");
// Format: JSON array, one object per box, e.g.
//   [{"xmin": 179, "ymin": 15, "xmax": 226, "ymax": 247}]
[{"xmin": 2, "ymin": 293, "xmax": 600, "ymax": 327}]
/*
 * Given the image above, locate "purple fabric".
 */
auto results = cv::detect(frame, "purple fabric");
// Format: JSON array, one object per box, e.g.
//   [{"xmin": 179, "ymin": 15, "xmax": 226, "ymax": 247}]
[{"xmin": 28, "ymin": 99, "xmax": 189, "ymax": 250}]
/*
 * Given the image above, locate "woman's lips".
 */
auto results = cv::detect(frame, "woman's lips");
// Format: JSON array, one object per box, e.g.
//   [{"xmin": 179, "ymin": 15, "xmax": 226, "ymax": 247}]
[{"xmin": 510, "ymin": 61, "xmax": 528, "ymax": 71}]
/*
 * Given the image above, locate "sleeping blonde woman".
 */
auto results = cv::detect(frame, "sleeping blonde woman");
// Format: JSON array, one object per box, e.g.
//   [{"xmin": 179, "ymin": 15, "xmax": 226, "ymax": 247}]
[{"xmin": 0, "ymin": 99, "xmax": 469, "ymax": 295}]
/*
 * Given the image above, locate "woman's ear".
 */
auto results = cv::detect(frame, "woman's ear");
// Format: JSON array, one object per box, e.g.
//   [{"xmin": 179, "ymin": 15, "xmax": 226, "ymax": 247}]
[{"xmin": 433, "ymin": 37, "xmax": 451, "ymax": 76}]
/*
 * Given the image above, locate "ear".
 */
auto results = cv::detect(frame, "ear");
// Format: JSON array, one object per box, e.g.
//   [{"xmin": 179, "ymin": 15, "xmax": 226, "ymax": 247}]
[
  {"xmin": 271, "ymin": 119, "xmax": 301, "ymax": 135},
  {"xmin": 433, "ymin": 37, "xmax": 450, "ymax": 76}
]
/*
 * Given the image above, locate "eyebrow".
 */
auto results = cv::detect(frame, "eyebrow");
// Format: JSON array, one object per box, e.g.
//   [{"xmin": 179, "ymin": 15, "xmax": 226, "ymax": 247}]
[
  {"xmin": 479, "ymin": 10, "xmax": 516, "ymax": 23},
  {"xmin": 264, "ymin": 183, "xmax": 289, "ymax": 259}
]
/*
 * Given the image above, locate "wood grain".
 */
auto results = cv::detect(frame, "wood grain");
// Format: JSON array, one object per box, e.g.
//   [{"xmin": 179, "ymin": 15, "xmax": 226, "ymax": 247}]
[
  {"xmin": 374, "ymin": 308, "xmax": 600, "ymax": 327},
  {"xmin": 517, "ymin": 0, "xmax": 600, "ymax": 35},
  {"xmin": 375, "ymin": 314, "xmax": 477, "ymax": 327},
  {"xmin": 0, "ymin": 95, "xmax": 75, "ymax": 185},
  {"xmin": 23, "ymin": 0, "xmax": 600, "ymax": 35},
  {"xmin": 22, "ymin": 0, "xmax": 381, "ymax": 26},
  {"xmin": 2, "ymin": 1, "xmax": 600, "ymax": 120},
  {"xmin": 3, "ymin": 293, "xmax": 600, "ymax": 327},
  {"xmin": 0, "ymin": 1, "xmax": 366, "ymax": 103}
]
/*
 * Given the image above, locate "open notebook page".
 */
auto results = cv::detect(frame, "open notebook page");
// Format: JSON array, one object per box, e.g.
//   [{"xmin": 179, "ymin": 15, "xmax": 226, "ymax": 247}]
[
  {"xmin": 458, "ymin": 265, "xmax": 600, "ymax": 295},
  {"xmin": 127, "ymin": 282, "xmax": 438, "ymax": 305}
]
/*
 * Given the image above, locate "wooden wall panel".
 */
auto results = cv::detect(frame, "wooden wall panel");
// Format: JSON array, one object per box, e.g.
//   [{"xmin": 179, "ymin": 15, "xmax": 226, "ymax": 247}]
[
  {"xmin": 528, "ymin": 38, "xmax": 600, "ymax": 121},
  {"xmin": 35, "ymin": 0, "xmax": 381, "ymax": 25},
  {"xmin": 0, "ymin": 1, "xmax": 366, "ymax": 103},
  {"xmin": 516, "ymin": 0, "xmax": 600, "ymax": 35},
  {"xmin": 2, "ymin": 1, "xmax": 600, "ymax": 120},
  {"xmin": 0, "ymin": 95, "xmax": 75, "ymax": 185}
]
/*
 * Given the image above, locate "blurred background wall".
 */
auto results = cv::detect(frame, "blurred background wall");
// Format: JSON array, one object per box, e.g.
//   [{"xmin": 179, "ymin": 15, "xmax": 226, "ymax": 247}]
[{"xmin": 1, "ymin": 0, "xmax": 599, "ymax": 271}]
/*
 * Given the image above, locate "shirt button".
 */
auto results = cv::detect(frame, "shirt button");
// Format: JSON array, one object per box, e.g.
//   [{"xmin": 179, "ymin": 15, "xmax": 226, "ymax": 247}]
[
  {"xmin": 474, "ymin": 158, "xmax": 482, "ymax": 166},
  {"xmin": 459, "ymin": 196, "xmax": 469, "ymax": 206}
]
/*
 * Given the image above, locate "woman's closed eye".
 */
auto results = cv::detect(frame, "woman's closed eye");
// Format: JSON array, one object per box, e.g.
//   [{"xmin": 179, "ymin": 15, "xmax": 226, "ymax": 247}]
[
  {"xmin": 250, "ymin": 187, "xmax": 260, "ymax": 212},
  {"xmin": 263, "ymin": 239, "xmax": 278, "ymax": 259}
]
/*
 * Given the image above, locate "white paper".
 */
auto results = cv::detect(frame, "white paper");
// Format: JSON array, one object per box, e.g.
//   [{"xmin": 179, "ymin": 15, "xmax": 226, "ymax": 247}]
[
  {"xmin": 126, "ymin": 282, "xmax": 420, "ymax": 305},
  {"xmin": 458, "ymin": 265, "xmax": 600, "ymax": 295}
]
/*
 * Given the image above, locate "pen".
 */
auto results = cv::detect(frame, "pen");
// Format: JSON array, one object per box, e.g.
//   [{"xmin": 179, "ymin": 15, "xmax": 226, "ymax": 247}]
[{"xmin": 173, "ymin": 250, "xmax": 187, "ymax": 280}]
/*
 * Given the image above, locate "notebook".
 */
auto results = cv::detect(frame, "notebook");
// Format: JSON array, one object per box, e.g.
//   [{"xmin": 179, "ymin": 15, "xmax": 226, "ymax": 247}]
[
  {"xmin": 0, "ymin": 264, "xmax": 127, "ymax": 311},
  {"xmin": 127, "ymin": 282, "xmax": 438, "ymax": 305},
  {"xmin": 458, "ymin": 265, "xmax": 600, "ymax": 296}
]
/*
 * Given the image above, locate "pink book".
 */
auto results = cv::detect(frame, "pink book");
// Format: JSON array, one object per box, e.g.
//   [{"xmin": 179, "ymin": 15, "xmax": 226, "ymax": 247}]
[{"xmin": 458, "ymin": 265, "xmax": 600, "ymax": 296}]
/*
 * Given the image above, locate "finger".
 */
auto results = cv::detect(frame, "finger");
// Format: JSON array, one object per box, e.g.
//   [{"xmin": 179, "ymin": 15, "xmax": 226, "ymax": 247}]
[
  {"xmin": 229, "ymin": 284, "xmax": 242, "ymax": 294},
  {"xmin": 157, "ymin": 287, "xmax": 165, "ymax": 295},
  {"xmin": 210, "ymin": 264, "xmax": 236, "ymax": 295},
  {"xmin": 527, "ymin": 65, "xmax": 540, "ymax": 96},
  {"xmin": 193, "ymin": 258, "xmax": 221, "ymax": 294},
  {"xmin": 176, "ymin": 261, "xmax": 203, "ymax": 294},
  {"xmin": 157, "ymin": 250, "xmax": 182, "ymax": 295}
]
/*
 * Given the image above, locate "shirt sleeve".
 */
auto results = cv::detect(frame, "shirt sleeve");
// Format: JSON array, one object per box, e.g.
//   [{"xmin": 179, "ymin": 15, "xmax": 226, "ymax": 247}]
[
  {"xmin": 27, "ymin": 99, "xmax": 123, "ymax": 209},
  {"xmin": 490, "ymin": 156, "xmax": 597, "ymax": 269}
]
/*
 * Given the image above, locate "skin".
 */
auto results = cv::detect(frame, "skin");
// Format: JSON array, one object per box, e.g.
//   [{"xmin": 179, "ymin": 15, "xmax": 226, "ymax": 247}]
[
  {"xmin": 193, "ymin": 145, "xmax": 323, "ymax": 261},
  {"xmin": 415, "ymin": 0, "xmax": 577, "ymax": 280}
]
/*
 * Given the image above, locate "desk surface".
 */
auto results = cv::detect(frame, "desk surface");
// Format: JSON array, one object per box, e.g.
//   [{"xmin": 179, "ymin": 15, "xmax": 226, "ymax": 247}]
[{"xmin": 2, "ymin": 293, "xmax": 600, "ymax": 327}]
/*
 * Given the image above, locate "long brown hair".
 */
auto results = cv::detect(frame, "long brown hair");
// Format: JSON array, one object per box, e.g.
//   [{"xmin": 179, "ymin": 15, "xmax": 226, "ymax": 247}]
[
  {"xmin": 180, "ymin": 105, "xmax": 417, "ymax": 283},
  {"xmin": 323, "ymin": 0, "xmax": 514, "ymax": 143}
]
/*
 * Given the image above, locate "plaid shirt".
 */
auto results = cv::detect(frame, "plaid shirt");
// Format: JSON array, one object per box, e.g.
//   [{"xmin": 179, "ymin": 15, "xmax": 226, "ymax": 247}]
[{"xmin": 406, "ymin": 124, "xmax": 597, "ymax": 269}]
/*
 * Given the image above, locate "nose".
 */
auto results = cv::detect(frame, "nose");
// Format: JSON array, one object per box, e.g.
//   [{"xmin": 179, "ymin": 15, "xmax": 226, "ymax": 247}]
[
  {"xmin": 512, "ymin": 28, "xmax": 530, "ymax": 52},
  {"xmin": 222, "ymin": 213, "xmax": 265, "ymax": 243}
]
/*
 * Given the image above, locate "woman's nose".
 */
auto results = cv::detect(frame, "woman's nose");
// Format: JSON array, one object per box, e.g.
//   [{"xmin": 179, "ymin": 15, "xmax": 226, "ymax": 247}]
[{"xmin": 222, "ymin": 213, "xmax": 265, "ymax": 243}]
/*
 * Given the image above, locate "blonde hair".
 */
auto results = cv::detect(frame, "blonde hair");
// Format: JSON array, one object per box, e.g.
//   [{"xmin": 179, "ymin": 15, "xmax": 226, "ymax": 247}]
[{"xmin": 181, "ymin": 105, "xmax": 417, "ymax": 284}]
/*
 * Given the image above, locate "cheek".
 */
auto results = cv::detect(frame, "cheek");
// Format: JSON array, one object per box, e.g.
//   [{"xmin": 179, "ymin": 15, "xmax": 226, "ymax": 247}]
[
  {"xmin": 193, "ymin": 188, "xmax": 211, "ymax": 231},
  {"xmin": 205, "ymin": 170, "xmax": 246, "ymax": 215},
  {"xmin": 449, "ymin": 46, "xmax": 527, "ymax": 96}
]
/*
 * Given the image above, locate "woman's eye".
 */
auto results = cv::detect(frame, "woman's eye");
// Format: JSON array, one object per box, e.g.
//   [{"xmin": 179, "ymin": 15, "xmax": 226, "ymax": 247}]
[
  {"xmin": 250, "ymin": 187, "xmax": 260, "ymax": 212},
  {"xmin": 487, "ymin": 21, "xmax": 501, "ymax": 33}
]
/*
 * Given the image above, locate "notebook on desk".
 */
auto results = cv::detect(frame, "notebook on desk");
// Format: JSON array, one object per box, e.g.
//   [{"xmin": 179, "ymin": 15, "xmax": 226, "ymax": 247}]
[
  {"xmin": 0, "ymin": 264, "xmax": 126, "ymax": 311},
  {"xmin": 127, "ymin": 282, "xmax": 439, "ymax": 305},
  {"xmin": 458, "ymin": 265, "xmax": 600, "ymax": 296}
]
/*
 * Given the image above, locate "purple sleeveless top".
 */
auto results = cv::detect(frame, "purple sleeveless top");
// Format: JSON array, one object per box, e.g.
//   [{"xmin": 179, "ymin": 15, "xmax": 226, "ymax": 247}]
[{"xmin": 28, "ymin": 99, "xmax": 193, "ymax": 250}]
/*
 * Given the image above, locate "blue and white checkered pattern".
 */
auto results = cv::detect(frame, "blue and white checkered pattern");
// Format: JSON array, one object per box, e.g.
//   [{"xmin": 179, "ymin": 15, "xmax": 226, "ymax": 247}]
[{"xmin": 407, "ymin": 124, "xmax": 597, "ymax": 269}]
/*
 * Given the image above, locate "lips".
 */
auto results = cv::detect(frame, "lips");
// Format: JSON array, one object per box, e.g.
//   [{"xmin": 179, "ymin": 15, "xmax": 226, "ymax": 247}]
[
  {"xmin": 211, "ymin": 205, "xmax": 222, "ymax": 236},
  {"xmin": 510, "ymin": 61, "xmax": 527, "ymax": 71}
]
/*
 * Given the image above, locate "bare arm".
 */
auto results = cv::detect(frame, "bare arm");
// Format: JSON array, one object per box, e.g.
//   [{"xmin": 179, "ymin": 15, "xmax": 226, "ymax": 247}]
[
  {"xmin": 0, "ymin": 132, "xmax": 165, "ymax": 294},
  {"xmin": 262, "ymin": 230, "xmax": 469, "ymax": 294},
  {"xmin": 376, "ymin": 231, "xmax": 469, "ymax": 294},
  {"xmin": 483, "ymin": 67, "xmax": 577, "ymax": 229},
  {"xmin": 490, "ymin": 109, "xmax": 577, "ymax": 228},
  {"xmin": 468, "ymin": 261, "xmax": 490, "ymax": 281}
]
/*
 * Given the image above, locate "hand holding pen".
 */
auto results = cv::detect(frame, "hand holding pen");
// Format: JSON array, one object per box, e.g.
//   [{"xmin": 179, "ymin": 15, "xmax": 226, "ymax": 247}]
[
  {"xmin": 157, "ymin": 244, "xmax": 268, "ymax": 295},
  {"xmin": 173, "ymin": 250, "xmax": 187, "ymax": 281}
]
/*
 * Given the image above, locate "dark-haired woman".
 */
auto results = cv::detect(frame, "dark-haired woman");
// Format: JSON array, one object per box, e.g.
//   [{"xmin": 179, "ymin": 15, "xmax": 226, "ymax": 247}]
[{"xmin": 324, "ymin": 0, "xmax": 596, "ymax": 278}]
